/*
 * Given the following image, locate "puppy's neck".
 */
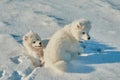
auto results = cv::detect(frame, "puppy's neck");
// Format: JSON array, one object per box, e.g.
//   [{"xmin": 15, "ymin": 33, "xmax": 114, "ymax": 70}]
[{"xmin": 64, "ymin": 25, "xmax": 77, "ymax": 42}]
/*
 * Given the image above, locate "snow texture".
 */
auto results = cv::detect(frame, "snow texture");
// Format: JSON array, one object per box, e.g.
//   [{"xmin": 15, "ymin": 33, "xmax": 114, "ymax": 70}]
[{"xmin": 0, "ymin": 0, "xmax": 120, "ymax": 80}]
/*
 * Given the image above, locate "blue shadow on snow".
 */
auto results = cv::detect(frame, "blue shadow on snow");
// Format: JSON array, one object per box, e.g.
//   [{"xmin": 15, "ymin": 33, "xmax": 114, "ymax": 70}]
[
  {"xmin": 67, "ymin": 40, "xmax": 120, "ymax": 73},
  {"xmin": 79, "ymin": 40, "xmax": 120, "ymax": 64},
  {"xmin": 47, "ymin": 14, "xmax": 66, "ymax": 26},
  {"xmin": 11, "ymin": 34, "xmax": 22, "ymax": 44}
]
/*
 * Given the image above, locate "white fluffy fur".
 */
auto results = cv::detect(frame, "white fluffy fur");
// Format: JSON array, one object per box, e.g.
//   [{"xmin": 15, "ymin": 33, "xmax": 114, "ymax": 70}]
[
  {"xmin": 23, "ymin": 31, "xmax": 44, "ymax": 67},
  {"xmin": 44, "ymin": 19, "xmax": 92, "ymax": 72}
]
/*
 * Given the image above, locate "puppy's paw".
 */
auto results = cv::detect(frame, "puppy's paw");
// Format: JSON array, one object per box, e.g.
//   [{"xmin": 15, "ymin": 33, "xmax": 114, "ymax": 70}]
[
  {"xmin": 39, "ymin": 60, "xmax": 44, "ymax": 67},
  {"xmin": 78, "ymin": 52, "xmax": 81, "ymax": 55}
]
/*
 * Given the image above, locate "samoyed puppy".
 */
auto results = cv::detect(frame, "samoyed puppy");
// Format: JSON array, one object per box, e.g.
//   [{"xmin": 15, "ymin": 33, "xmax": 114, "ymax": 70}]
[
  {"xmin": 44, "ymin": 19, "xmax": 92, "ymax": 72},
  {"xmin": 23, "ymin": 31, "xmax": 44, "ymax": 67}
]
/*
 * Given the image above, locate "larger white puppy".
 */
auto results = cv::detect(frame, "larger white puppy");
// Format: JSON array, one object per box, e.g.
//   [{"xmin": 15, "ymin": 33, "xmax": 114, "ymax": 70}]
[{"xmin": 44, "ymin": 19, "xmax": 92, "ymax": 72}]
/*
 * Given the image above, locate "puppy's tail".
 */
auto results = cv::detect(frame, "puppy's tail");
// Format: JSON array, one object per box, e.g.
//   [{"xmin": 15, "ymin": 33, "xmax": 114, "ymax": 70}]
[
  {"xmin": 44, "ymin": 57, "xmax": 68, "ymax": 73},
  {"xmin": 51, "ymin": 60, "xmax": 68, "ymax": 73}
]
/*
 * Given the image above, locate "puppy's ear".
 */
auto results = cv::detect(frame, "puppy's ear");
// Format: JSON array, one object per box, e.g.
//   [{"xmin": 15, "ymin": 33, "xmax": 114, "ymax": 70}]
[
  {"xmin": 76, "ymin": 25, "xmax": 83, "ymax": 29},
  {"xmin": 29, "ymin": 30, "xmax": 34, "ymax": 34},
  {"xmin": 23, "ymin": 36, "xmax": 28, "ymax": 41}
]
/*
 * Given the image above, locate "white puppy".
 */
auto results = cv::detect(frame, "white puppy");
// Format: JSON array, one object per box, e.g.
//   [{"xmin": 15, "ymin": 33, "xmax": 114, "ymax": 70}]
[
  {"xmin": 23, "ymin": 31, "xmax": 44, "ymax": 67},
  {"xmin": 44, "ymin": 19, "xmax": 92, "ymax": 72}
]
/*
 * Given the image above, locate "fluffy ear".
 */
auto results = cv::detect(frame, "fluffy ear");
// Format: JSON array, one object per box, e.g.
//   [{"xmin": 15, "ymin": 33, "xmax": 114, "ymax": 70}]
[
  {"xmin": 76, "ymin": 25, "xmax": 83, "ymax": 29},
  {"xmin": 29, "ymin": 30, "xmax": 34, "ymax": 34},
  {"xmin": 80, "ymin": 19, "xmax": 91, "ymax": 27},
  {"xmin": 23, "ymin": 36, "xmax": 28, "ymax": 41}
]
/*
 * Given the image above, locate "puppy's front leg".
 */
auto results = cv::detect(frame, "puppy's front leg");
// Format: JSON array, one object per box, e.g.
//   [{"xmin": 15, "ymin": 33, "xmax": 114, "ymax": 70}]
[
  {"xmin": 77, "ymin": 46, "xmax": 83, "ymax": 55},
  {"xmin": 70, "ymin": 48, "xmax": 82, "ymax": 59},
  {"xmin": 72, "ymin": 46, "xmax": 83, "ymax": 58},
  {"xmin": 39, "ymin": 57, "xmax": 45, "ymax": 67}
]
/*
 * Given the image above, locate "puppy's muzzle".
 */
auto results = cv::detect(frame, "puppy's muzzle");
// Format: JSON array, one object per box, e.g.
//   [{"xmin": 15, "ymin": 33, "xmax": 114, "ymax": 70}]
[{"xmin": 88, "ymin": 37, "xmax": 90, "ymax": 40}]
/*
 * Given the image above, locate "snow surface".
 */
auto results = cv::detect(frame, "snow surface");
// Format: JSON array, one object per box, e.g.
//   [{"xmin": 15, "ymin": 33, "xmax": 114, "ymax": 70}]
[{"xmin": 0, "ymin": 0, "xmax": 120, "ymax": 80}]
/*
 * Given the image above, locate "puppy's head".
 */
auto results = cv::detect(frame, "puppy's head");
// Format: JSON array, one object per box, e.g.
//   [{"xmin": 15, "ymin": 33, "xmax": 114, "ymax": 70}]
[
  {"xmin": 70, "ymin": 19, "xmax": 92, "ymax": 42},
  {"xmin": 23, "ymin": 30, "xmax": 43, "ymax": 50}
]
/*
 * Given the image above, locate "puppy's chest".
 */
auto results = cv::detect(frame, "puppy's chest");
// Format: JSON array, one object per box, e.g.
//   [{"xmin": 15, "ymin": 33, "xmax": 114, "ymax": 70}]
[
  {"xmin": 69, "ymin": 43, "xmax": 79, "ymax": 50},
  {"xmin": 28, "ymin": 51, "xmax": 40, "ymax": 59}
]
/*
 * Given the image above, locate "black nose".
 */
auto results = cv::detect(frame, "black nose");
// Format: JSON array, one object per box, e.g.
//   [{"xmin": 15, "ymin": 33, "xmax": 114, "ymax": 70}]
[
  {"xmin": 88, "ymin": 37, "xmax": 90, "ymax": 40},
  {"xmin": 39, "ymin": 42, "xmax": 42, "ymax": 45}
]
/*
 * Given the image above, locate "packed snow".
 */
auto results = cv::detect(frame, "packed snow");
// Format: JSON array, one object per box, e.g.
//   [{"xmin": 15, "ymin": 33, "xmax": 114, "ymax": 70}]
[{"xmin": 0, "ymin": 0, "xmax": 120, "ymax": 80}]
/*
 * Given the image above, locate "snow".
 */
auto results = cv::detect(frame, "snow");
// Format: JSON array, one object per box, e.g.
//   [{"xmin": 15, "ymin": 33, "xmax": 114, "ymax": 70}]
[{"xmin": 0, "ymin": 0, "xmax": 120, "ymax": 80}]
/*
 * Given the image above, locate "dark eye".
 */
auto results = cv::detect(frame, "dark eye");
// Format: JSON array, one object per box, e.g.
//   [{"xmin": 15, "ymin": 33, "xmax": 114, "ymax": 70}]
[
  {"xmin": 33, "ymin": 41, "xmax": 36, "ymax": 43},
  {"xmin": 82, "ymin": 32, "xmax": 85, "ymax": 34},
  {"xmin": 39, "ymin": 42, "xmax": 42, "ymax": 45}
]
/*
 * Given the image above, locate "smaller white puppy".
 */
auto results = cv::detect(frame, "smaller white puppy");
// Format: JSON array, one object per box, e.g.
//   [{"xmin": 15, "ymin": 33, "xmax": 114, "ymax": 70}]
[
  {"xmin": 23, "ymin": 31, "xmax": 44, "ymax": 67},
  {"xmin": 44, "ymin": 19, "xmax": 92, "ymax": 72}
]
